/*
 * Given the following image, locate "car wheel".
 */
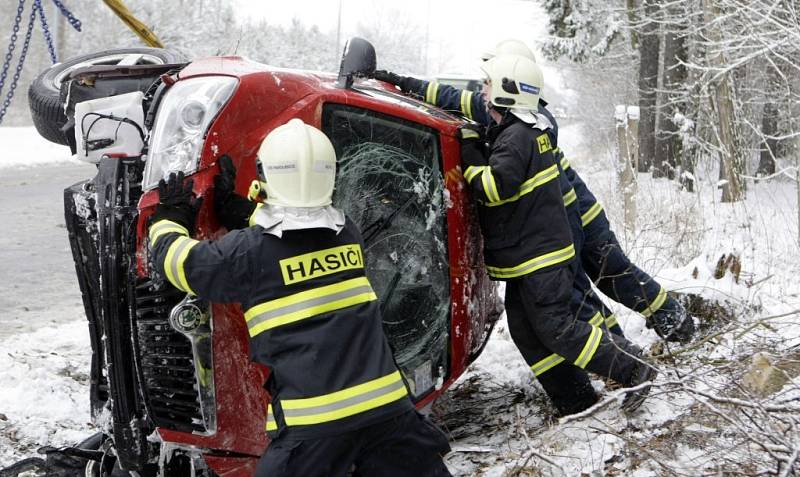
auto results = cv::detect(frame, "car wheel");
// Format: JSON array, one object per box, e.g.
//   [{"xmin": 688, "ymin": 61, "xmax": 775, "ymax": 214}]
[{"xmin": 27, "ymin": 48, "xmax": 182, "ymax": 145}]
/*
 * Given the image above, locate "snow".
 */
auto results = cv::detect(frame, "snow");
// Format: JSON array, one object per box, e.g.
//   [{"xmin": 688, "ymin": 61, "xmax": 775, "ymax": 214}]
[
  {"xmin": 0, "ymin": 127, "xmax": 81, "ymax": 170},
  {"xmin": 2, "ymin": 105, "xmax": 800, "ymax": 474}
]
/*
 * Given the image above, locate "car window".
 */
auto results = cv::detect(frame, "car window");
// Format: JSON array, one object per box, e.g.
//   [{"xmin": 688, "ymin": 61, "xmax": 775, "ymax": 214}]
[{"xmin": 323, "ymin": 103, "xmax": 450, "ymax": 400}]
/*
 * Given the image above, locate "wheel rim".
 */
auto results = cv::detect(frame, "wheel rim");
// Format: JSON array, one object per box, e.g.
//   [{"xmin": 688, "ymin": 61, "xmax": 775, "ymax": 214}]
[{"xmin": 52, "ymin": 53, "xmax": 166, "ymax": 89}]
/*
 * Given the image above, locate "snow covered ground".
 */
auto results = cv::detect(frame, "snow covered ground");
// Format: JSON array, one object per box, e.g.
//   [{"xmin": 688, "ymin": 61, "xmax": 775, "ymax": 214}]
[{"xmin": 1, "ymin": 123, "xmax": 799, "ymax": 475}]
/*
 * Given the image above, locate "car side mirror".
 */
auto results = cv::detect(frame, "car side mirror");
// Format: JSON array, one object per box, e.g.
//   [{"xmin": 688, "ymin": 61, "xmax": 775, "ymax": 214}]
[{"xmin": 336, "ymin": 37, "xmax": 376, "ymax": 89}]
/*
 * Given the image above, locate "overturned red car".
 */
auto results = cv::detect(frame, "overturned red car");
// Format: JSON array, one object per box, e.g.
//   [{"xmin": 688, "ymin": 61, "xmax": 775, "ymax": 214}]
[{"xmin": 19, "ymin": 39, "xmax": 500, "ymax": 476}]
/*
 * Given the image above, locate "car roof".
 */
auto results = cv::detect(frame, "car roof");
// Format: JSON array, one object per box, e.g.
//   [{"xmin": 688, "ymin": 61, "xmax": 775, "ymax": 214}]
[{"xmin": 179, "ymin": 56, "xmax": 464, "ymax": 133}]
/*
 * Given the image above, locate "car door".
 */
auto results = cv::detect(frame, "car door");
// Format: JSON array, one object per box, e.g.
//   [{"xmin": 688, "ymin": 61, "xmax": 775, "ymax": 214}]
[{"xmin": 322, "ymin": 103, "xmax": 450, "ymax": 401}]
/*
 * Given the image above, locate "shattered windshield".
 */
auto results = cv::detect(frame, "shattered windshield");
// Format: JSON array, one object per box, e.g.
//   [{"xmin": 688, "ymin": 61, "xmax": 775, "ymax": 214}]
[{"xmin": 323, "ymin": 104, "xmax": 450, "ymax": 400}]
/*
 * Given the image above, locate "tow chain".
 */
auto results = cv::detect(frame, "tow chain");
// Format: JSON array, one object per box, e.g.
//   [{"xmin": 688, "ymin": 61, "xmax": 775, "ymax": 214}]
[
  {"xmin": 0, "ymin": 0, "xmax": 36, "ymax": 124},
  {"xmin": 36, "ymin": 0, "xmax": 57, "ymax": 64},
  {"xmin": 0, "ymin": 0, "xmax": 82, "ymax": 124},
  {"xmin": 52, "ymin": 0, "xmax": 82, "ymax": 32}
]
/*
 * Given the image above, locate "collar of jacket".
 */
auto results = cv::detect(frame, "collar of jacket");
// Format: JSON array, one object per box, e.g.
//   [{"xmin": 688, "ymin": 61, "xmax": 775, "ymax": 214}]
[{"xmin": 252, "ymin": 204, "xmax": 346, "ymax": 238}]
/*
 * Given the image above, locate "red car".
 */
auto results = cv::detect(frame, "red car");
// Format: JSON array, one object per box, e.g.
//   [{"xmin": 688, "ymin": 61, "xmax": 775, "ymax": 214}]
[{"xmin": 22, "ymin": 40, "xmax": 500, "ymax": 476}]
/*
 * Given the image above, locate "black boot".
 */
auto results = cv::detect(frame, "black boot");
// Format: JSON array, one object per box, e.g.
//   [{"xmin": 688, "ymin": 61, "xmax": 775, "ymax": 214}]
[
  {"xmin": 620, "ymin": 349, "xmax": 657, "ymax": 413},
  {"xmin": 648, "ymin": 299, "xmax": 695, "ymax": 344},
  {"xmin": 537, "ymin": 365, "xmax": 599, "ymax": 417}
]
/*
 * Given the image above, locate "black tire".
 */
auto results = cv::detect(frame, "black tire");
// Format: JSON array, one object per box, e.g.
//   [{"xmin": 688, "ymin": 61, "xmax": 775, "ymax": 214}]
[{"xmin": 28, "ymin": 48, "xmax": 182, "ymax": 145}]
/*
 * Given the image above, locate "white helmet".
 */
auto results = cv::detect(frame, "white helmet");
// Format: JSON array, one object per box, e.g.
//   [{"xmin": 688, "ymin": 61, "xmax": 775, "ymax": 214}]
[
  {"xmin": 258, "ymin": 119, "xmax": 336, "ymax": 208},
  {"xmin": 481, "ymin": 54, "xmax": 543, "ymax": 117},
  {"xmin": 481, "ymin": 39, "xmax": 537, "ymax": 63}
]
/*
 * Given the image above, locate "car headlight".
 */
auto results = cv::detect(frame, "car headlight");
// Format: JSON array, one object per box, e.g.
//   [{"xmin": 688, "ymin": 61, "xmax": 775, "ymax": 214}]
[{"xmin": 142, "ymin": 76, "xmax": 238, "ymax": 190}]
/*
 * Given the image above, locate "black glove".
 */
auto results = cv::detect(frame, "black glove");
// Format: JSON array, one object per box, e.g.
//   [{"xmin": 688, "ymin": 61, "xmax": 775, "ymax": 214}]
[
  {"xmin": 458, "ymin": 123, "xmax": 489, "ymax": 168},
  {"xmin": 373, "ymin": 70, "xmax": 426, "ymax": 95},
  {"xmin": 214, "ymin": 155, "xmax": 257, "ymax": 231},
  {"xmin": 153, "ymin": 171, "xmax": 202, "ymax": 231}
]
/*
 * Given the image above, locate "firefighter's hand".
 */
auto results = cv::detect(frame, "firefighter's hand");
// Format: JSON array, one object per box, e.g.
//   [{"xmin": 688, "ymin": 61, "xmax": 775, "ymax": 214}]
[
  {"xmin": 373, "ymin": 70, "xmax": 426, "ymax": 95},
  {"xmin": 458, "ymin": 123, "xmax": 489, "ymax": 168},
  {"xmin": 153, "ymin": 171, "xmax": 201, "ymax": 231},
  {"xmin": 213, "ymin": 155, "xmax": 257, "ymax": 231},
  {"xmin": 458, "ymin": 123, "xmax": 486, "ymax": 143},
  {"xmin": 373, "ymin": 70, "xmax": 404, "ymax": 86}
]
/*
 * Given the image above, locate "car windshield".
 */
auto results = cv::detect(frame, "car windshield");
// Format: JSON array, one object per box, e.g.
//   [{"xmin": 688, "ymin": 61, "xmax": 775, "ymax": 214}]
[{"xmin": 323, "ymin": 103, "xmax": 450, "ymax": 400}]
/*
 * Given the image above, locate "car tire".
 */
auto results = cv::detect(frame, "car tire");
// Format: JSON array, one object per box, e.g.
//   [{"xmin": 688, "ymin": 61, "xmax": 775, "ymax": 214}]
[{"xmin": 28, "ymin": 48, "xmax": 182, "ymax": 145}]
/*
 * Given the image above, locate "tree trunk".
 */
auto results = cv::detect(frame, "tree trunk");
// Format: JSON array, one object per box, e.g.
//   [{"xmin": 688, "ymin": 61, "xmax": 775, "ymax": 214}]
[
  {"xmin": 637, "ymin": 0, "xmax": 659, "ymax": 173},
  {"xmin": 616, "ymin": 106, "xmax": 638, "ymax": 232},
  {"xmin": 703, "ymin": 0, "xmax": 745, "ymax": 202},
  {"xmin": 626, "ymin": 0, "xmax": 639, "ymax": 50},
  {"xmin": 654, "ymin": 7, "xmax": 688, "ymax": 181},
  {"xmin": 756, "ymin": 66, "xmax": 780, "ymax": 177}
]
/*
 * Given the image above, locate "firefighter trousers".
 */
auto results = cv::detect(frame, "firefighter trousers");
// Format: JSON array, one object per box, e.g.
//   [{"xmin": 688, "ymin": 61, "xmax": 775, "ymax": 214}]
[
  {"xmin": 566, "ymin": 205, "xmax": 624, "ymax": 337},
  {"xmin": 504, "ymin": 267, "xmax": 642, "ymax": 412},
  {"xmin": 254, "ymin": 410, "xmax": 452, "ymax": 477},
  {"xmin": 582, "ymin": 215, "xmax": 683, "ymax": 319}
]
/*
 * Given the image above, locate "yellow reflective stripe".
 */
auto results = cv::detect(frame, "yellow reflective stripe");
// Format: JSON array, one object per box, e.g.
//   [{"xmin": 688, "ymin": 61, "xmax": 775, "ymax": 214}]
[
  {"xmin": 481, "ymin": 168, "xmax": 500, "ymax": 202},
  {"xmin": 574, "ymin": 325, "xmax": 602, "ymax": 369},
  {"xmin": 164, "ymin": 236, "xmax": 199, "ymax": 294},
  {"xmin": 485, "ymin": 164, "xmax": 559, "ymax": 207},
  {"xmin": 486, "ymin": 244, "xmax": 575, "ymax": 279},
  {"xmin": 581, "ymin": 202, "xmax": 603, "ymax": 227},
  {"xmin": 605, "ymin": 314, "xmax": 619, "ymax": 329},
  {"xmin": 281, "ymin": 371, "xmax": 408, "ymax": 426},
  {"xmin": 531, "ymin": 353, "xmax": 565, "ymax": 376},
  {"xmin": 248, "ymin": 203, "xmax": 264, "ymax": 227},
  {"xmin": 425, "ymin": 82, "xmax": 440, "ymax": 104},
  {"xmin": 641, "ymin": 287, "xmax": 667, "ymax": 318},
  {"xmin": 244, "ymin": 277, "xmax": 377, "ymax": 336},
  {"xmin": 149, "ymin": 220, "xmax": 188, "ymax": 246},
  {"xmin": 460, "ymin": 90, "xmax": 474, "ymax": 119},
  {"xmin": 563, "ymin": 188, "xmax": 577, "ymax": 207},
  {"xmin": 588, "ymin": 312, "xmax": 603, "ymax": 327},
  {"xmin": 265, "ymin": 404, "xmax": 277, "ymax": 431},
  {"xmin": 560, "ymin": 155, "xmax": 571, "ymax": 171},
  {"xmin": 463, "ymin": 165, "xmax": 484, "ymax": 184}
]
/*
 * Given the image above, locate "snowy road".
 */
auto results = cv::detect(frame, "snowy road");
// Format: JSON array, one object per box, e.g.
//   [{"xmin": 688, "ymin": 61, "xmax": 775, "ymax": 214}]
[{"xmin": 0, "ymin": 162, "xmax": 96, "ymax": 339}]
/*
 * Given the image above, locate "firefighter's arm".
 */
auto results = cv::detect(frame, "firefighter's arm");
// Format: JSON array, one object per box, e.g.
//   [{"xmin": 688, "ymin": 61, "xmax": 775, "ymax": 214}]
[
  {"xmin": 149, "ymin": 223, "xmax": 254, "ymax": 304},
  {"xmin": 373, "ymin": 71, "xmax": 490, "ymax": 125},
  {"xmin": 462, "ymin": 133, "xmax": 528, "ymax": 204}
]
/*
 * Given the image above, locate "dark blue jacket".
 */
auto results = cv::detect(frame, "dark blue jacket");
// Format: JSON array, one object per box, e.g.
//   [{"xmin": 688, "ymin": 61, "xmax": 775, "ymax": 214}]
[{"xmin": 408, "ymin": 80, "xmax": 607, "ymax": 230}]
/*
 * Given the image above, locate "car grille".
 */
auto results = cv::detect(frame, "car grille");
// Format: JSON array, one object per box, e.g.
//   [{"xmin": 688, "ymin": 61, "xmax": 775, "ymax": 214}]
[{"xmin": 134, "ymin": 279, "xmax": 206, "ymax": 433}]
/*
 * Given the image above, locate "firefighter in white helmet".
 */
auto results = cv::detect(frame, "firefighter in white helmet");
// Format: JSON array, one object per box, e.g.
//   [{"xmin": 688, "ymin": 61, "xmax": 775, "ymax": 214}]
[
  {"xmin": 374, "ymin": 39, "xmax": 694, "ymax": 349},
  {"xmin": 149, "ymin": 118, "xmax": 452, "ymax": 476},
  {"xmin": 459, "ymin": 54, "xmax": 658, "ymax": 413}
]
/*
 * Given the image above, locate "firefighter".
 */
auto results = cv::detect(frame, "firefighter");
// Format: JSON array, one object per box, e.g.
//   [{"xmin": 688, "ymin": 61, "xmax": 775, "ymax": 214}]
[
  {"xmin": 456, "ymin": 53, "xmax": 656, "ymax": 414},
  {"xmin": 148, "ymin": 119, "xmax": 452, "ymax": 476},
  {"xmin": 372, "ymin": 40, "xmax": 695, "ymax": 345}
]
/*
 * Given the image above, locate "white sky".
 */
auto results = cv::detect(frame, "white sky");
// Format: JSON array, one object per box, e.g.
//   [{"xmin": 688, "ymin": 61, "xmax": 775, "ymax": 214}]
[{"xmin": 232, "ymin": 0, "xmax": 550, "ymax": 77}]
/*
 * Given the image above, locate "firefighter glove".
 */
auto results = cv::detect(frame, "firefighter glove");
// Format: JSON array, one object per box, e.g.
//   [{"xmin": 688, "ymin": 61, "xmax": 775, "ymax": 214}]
[
  {"xmin": 153, "ymin": 171, "xmax": 201, "ymax": 231},
  {"xmin": 214, "ymin": 155, "xmax": 257, "ymax": 231},
  {"xmin": 373, "ymin": 70, "xmax": 426, "ymax": 95},
  {"xmin": 458, "ymin": 124, "xmax": 489, "ymax": 168}
]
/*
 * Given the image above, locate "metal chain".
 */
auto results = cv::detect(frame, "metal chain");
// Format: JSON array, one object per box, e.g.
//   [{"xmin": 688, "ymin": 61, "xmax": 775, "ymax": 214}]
[
  {"xmin": 35, "ymin": 0, "xmax": 57, "ymax": 63},
  {"xmin": 0, "ymin": 0, "xmax": 26, "ymax": 100},
  {"xmin": 0, "ymin": 1, "xmax": 36, "ymax": 124},
  {"xmin": 50, "ymin": 0, "xmax": 81, "ymax": 32}
]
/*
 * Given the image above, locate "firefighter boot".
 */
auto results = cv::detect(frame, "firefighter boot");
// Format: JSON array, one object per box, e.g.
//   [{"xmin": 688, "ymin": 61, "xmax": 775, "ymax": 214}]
[
  {"xmin": 536, "ymin": 365, "xmax": 599, "ymax": 417},
  {"xmin": 648, "ymin": 298, "xmax": 695, "ymax": 344},
  {"xmin": 620, "ymin": 348, "xmax": 658, "ymax": 413}
]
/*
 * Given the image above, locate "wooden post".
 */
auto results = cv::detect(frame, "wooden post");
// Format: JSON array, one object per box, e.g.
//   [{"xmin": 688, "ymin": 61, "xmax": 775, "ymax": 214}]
[{"xmin": 616, "ymin": 105, "xmax": 638, "ymax": 232}]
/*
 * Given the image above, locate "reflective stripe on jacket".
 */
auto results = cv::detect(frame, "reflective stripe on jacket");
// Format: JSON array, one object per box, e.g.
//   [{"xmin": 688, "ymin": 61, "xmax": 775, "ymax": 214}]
[
  {"xmin": 463, "ymin": 115, "xmax": 575, "ymax": 280},
  {"xmin": 149, "ymin": 217, "xmax": 413, "ymax": 439}
]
